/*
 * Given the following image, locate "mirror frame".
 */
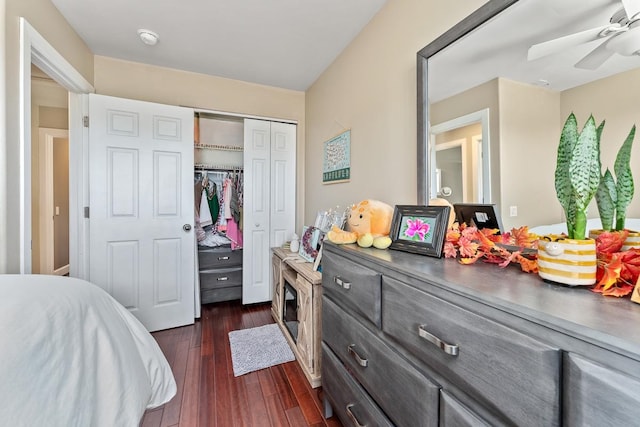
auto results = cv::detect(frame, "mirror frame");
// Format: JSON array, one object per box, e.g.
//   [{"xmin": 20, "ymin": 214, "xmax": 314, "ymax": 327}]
[{"xmin": 416, "ymin": 0, "xmax": 518, "ymax": 204}]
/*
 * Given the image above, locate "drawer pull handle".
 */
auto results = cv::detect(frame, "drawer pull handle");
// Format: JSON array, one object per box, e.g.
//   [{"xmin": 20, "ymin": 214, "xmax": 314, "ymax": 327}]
[
  {"xmin": 347, "ymin": 344, "xmax": 368, "ymax": 367},
  {"xmin": 334, "ymin": 276, "xmax": 351, "ymax": 290},
  {"xmin": 418, "ymin": 325, "xmax": 459, "ymax": 356},
  {"xmin": 217, "ymin": 277, "xmax": 228, "ymax": 281},
  {"xmin": 217, "ymin": 256, "xmax": 230, "ymax": 260},
  {"xmin": 346, "ymin": 404, "xmax": 366, "ymax": 427}
]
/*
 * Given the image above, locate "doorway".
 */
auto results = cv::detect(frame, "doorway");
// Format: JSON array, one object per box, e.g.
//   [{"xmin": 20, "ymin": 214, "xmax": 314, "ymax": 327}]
[
  {"xmin": 37, "ymin": 128, "xmax": 70, "ymax": 275},
  {"xmin": 19, "ymin": 18, "xmax": 93, "ymax": 276},
  {"xmin": 32, "ymin": 64, "xmax": 70, "ymax": 275},
  {"xmin": 430, "ymin": 108, "xmax": 490, "ymax": 203}
]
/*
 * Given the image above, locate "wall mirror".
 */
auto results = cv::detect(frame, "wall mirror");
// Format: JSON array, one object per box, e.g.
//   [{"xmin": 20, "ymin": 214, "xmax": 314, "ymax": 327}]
[{"xmin": 418, "ymin": 0, "xmax": 640, "ymax": 229}]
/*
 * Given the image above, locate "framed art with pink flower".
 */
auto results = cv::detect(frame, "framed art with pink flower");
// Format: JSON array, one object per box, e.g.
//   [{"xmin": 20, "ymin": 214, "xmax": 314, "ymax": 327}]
[{"xmin": 389, "ymin": 205, "xmax": 451, "ymax": 257}]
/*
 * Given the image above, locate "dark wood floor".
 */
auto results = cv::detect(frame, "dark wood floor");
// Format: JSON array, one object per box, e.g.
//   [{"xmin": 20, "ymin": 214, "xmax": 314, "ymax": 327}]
[{"xmin": 141, "ymin": 301, "xmax": 343, "ymax": 427}]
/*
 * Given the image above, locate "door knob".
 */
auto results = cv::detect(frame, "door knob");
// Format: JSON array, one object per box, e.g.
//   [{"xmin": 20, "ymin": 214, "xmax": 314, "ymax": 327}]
[{"xmin": 183, "ymin": 224, "xmax": 192, "ymax": 232}]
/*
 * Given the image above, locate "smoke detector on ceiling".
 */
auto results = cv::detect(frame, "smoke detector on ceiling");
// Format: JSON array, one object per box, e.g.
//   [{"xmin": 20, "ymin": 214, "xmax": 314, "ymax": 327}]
[{"xmin": 137, "ymin": 29, "xmax": 159, "ymax": 46}]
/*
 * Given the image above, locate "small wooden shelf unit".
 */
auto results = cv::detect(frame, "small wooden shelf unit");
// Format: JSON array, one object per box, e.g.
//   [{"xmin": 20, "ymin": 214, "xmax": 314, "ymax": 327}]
[{"xmin": 271, "ymin": 247, "xmax": 323, "ymax": 388}]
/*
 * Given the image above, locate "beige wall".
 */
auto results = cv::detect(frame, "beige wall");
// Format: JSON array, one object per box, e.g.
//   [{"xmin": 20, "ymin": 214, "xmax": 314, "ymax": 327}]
[
  {"xmin": 498, "ymin": 78, "xmax": 561, "ymax": 230},
  {"xmin": 93, "ymin": 56, "xmax": 306, "ymax": 230},
  {"xmin": 561, "ymin": 67, "xmax": 640, "ymax": 223},
  {"xmin": 1, "ymin": 0, "xmax": 6, "ymax": 273},
  {"xmin": 2, "ymin": 0, "xmax": 93, "ymax": 273},
  {"xmin": 305, "ymin": 0, "xmax": 487, "ymax": 225}
]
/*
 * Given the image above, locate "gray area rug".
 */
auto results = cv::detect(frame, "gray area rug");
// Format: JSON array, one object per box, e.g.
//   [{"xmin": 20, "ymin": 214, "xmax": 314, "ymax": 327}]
[{"xmin": 228, "ymin": 323, "xmax": 295, "ymax": 376}]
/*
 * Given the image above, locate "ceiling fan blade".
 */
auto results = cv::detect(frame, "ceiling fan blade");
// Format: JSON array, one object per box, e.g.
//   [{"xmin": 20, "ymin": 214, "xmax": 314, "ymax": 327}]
[
  {"xmin": 574, "ymin": 39, "xmax": 616, "ymax": 69},
  {"xmin": 527, "ymin": 24, "xmax": 613, "ymax": 61},
  {"xmin": 621, "ymin": 0, "xmax": 640, "ymax": 20}
]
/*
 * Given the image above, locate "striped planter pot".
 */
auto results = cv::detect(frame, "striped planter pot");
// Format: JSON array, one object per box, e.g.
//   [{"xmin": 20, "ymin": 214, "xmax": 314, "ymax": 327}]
[
  {"xmin": 537, "ymin": 235, "xmax": 597, "ymax": 286},
  {"xmin": 589, "ymin": 229, "xmax": 640, "ymax": 251}
]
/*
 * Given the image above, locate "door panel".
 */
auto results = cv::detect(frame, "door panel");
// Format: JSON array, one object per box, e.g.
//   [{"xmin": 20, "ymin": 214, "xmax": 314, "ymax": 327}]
[
  {"xmin": 269, "ymin": 122, "xmax": 296, "ymax": 251},
  {"xmin": 89, "ymin": 93, "xmax": 194, "ymax": 331},
  {"xmin": 243, "ymin": 119, "xmax": 271, "ymax": 304},
  {"xmin": 243, "ymin": 119, "xmax": 296, "ymax": 304}
]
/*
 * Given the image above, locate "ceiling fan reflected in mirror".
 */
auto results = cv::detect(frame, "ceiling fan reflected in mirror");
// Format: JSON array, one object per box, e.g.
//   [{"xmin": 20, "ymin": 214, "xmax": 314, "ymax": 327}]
[{"xmin": 528, "ymin": 0, "xmax": 640, "ymax": 69}]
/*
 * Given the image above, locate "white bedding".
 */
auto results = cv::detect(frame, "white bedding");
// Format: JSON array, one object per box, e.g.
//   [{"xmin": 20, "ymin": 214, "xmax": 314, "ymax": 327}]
[{"xmin": 0, "ymin": 275, "xmax": 176, "ymax": 427}]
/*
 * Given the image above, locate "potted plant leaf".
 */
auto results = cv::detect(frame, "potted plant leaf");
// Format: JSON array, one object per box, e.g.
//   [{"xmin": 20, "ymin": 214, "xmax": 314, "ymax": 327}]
[
  {"xmin": 593, "ymin": 125, "xmax": 639, "ymax": 250},
  {"xmin": 538, "ymin": 113, "xmax": 600, "ymax": 286}
]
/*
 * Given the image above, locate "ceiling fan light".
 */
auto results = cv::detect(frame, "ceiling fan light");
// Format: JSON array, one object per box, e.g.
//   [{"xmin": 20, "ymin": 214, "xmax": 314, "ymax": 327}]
[{"xmin": 137, "ymin": 29, "xmax": 159, "ymax": 46}]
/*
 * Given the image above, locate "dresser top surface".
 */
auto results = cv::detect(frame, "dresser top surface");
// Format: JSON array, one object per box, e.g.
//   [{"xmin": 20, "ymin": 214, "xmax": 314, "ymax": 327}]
[{"xmin": 324, "ymin": 242, "xmax": 640, "ymax": 357}]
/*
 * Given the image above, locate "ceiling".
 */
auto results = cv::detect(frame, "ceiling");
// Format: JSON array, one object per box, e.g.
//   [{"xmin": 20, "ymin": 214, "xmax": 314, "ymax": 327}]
[
  {"xmin": 429, "ymin": 0, "xmax": 640, "ymax": 103},
  {"xmin": 50, "ymin": 0, "xmax": 388, "ymax": 91}
]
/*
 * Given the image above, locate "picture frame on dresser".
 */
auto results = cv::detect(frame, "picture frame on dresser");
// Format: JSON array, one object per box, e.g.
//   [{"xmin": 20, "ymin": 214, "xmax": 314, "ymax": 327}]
[{"xmin": 389, "ymin": 205, "xmax": 450, "ymax": 258}]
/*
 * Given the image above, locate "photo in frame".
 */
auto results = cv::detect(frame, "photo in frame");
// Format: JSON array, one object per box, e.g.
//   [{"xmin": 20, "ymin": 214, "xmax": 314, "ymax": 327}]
[
  {"xmin": 389, "ymin": 205, "xmax": 451, "ymax": 258},
  {"xmin": 299, "ymin": 226, "xmax": 323, "ymax": 262}
]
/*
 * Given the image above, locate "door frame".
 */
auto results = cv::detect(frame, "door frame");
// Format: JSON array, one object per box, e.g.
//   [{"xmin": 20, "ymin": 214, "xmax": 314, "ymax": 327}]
[
  {"xmin": 19, "ymin": 18, "xmax": 94, "ymax": 276},
  {"xmin": 38, "ymin": 127, "xmax": 70, "ymax": 275}
]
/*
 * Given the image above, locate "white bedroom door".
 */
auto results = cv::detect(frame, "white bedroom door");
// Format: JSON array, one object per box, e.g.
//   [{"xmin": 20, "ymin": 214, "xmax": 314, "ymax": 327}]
[
  {"xmin": 88, "ymin": 93, "xmax": 195, "ymax": 332},
  {"xmin": 243, "ymin": 119, "xmax": 296, "ymax": 304}
]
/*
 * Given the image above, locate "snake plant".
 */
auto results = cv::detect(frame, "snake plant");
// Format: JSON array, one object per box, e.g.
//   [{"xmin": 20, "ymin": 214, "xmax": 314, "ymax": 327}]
[
  {"xmin": 595, "ymin": 125, "xmax": 635, "ymax": 231},
  {"xmin": 555, "ymin": 113, "xmax": 602, "ymax": 240}
]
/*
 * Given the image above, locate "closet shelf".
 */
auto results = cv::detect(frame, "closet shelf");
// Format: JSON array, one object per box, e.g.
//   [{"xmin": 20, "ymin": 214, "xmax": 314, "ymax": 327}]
[
  {"xmin": 194, "ymin": 143, "xmax": 243, "ymax": 152},
  {"xmin": 195, "ymin": 163, "xmax": 243, "ymax": 171}
]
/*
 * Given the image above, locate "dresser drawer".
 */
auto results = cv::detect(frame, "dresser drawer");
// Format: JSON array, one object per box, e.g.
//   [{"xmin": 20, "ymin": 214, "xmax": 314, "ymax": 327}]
[
  {"xmin": 322, "ymin": 343, "xmax": 393, "ymax": 427},
  {"xmin": 440, "ymin": 391, "xmax": 491, "ymax": 427},
  {"xmin": 382, "ymin": 276, "xmax": 561, "ymax": 427},
  {"xmin": 201, "ymin": 285, "xmax": 241, "ymax": 304},
  {"xmin": 322, "ymin": 252, "xmax": 382, "ymax": 327},
  {"xmin": 564, "ymin": 353, "xmax": 640, "ymax": 426},
  {"xmin": 199, "ymin": 267, "xmax": 242, "ymax": 290},
  {"xmin": 323, "ymin": 297, "xmax": 439, "ymax": 427},
  {"xmin": 198, "ymin": 247, "xmax": 242, "ymax": 269}
]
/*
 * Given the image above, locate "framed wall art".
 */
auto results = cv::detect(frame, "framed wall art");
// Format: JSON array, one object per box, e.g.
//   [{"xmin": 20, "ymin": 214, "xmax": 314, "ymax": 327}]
[
  {"xmin": 389, "ymin": 205, "xmax": 451, "ymax": 258},
  {"xmin": 322, "ymin": 130, "xmax": 351, "ymax": 184}
]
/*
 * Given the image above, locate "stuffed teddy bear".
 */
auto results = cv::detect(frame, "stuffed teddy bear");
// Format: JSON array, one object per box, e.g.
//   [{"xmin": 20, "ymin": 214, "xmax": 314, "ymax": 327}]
[{"xmin": 327, "ymin": 199, "xmax": 394, "ymax": 249}]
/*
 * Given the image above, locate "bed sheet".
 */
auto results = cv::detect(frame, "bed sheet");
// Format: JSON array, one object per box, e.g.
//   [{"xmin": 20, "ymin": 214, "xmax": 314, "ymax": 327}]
[{"xmin": 0, "ymin": 274, "xmax": 176, "ymax": 427}]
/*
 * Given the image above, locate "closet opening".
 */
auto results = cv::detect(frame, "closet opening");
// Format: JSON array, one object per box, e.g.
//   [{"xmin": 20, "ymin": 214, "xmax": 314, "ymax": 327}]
[{"xmin": 194, "ymin": 113, "xmax": 245, "ymax": 305}]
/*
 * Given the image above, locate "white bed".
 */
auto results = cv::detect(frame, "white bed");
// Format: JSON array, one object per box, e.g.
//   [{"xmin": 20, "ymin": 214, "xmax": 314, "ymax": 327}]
[{"xmin": 0, "ymin": 274, "xmax": 176, "ymax": 427}]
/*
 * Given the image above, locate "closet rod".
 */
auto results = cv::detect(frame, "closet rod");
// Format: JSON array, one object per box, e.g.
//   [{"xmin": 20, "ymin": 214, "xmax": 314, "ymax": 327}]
[{"xmin": 194, "ymin": 164, "xmax": 244, "ymax": 172}]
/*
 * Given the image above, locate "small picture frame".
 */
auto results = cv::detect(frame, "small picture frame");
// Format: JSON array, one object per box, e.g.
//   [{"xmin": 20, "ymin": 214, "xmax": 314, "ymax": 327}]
[
  {"xmin": 389, "ymin": 205, "xmax": 451, "ymax": 258},
  {"xmin": 299, "ymin": 226, "xmax": 322, "ymax": 262}
]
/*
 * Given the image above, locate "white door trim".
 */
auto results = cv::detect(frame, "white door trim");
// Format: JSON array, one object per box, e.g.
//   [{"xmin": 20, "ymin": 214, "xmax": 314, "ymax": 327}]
[
  {"xmin": 19, "ymin": 18, "xmax": 94, "ymax": 275},
  {"xmin": 38, "ymin": 127, "xmax": 69, "ymax": 275}
]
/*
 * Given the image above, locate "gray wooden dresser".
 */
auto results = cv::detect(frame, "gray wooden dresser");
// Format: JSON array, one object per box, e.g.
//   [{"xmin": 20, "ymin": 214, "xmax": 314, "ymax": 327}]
[
  {"xmin": 321, "ymin": 241, "xmax": 640, "ymax": 426},
  {"xmin": 198, "ymin": 244, "xmax": 242, "ymax": 304}
]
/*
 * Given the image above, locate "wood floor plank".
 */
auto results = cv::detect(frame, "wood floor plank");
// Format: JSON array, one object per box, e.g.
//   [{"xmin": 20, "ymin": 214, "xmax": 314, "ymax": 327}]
[
  {"xmin": 198, "ymin": 354, "xmax": 215, "ymax": 427},
  {"xmin": 282, "ymin": 360, "xmax": 324, "ymax": 425},
  {"xmin": 257, "ymin": 369, "xmax": 278, "ymax": 397},
  {"xmin": 179, "ymin": 346, "xmax": 201, "ymax": 427},
  {"xmin": 285, "ymin": 406, "xmax": 310, "ymax": 427},
  {"xmin": 140, "ymin": 408, "xmax": 163, "ymax": 427},
  {"xmin": 264, "ymin": 393, "xmax": 291, "ymax": 427},
  {"xmin": 244, "ymin": 380, "xmax": 271, "ymax": 427},
  {"xmin": 146, "ymin": 300, "xmax": 342, "ymax": 427},
  {"xmin": 160, "ymin": 339, "xmax": 190, "ymax": 427},
  {"xmin": 270, "ymin": 364, "xmax": 298, "ymax": 410}
]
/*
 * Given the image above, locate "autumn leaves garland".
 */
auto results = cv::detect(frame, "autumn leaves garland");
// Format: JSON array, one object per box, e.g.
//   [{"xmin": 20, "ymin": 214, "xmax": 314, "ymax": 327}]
[{"xmin": 445, "ymin": 223, "xmax": 640, "ymax": 298}]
